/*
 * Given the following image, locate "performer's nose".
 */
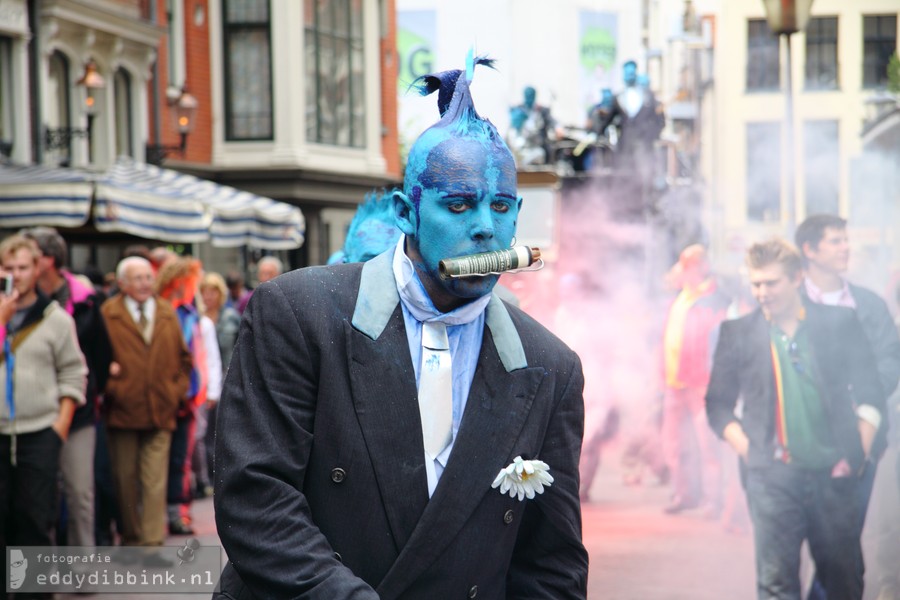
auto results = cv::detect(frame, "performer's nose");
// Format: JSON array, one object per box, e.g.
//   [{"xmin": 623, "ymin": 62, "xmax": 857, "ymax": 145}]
[{"xmin": 470, "ymin": 205, "xmax": 495, "ymax": 240}]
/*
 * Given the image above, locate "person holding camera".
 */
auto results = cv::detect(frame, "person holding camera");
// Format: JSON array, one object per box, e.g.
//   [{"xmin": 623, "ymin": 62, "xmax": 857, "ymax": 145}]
[{"xmin": 0, "ymin": 234, "xmax": 86, "ymax": 590}]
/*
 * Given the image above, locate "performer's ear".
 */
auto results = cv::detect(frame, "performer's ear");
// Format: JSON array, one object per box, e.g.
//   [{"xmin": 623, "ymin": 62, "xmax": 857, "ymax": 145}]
[{"xmin": 393, "ymin": 189, "xmax": 417, "ymax": 236}]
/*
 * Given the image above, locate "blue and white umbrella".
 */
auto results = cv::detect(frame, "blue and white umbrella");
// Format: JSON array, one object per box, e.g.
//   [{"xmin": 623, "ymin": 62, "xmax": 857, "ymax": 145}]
[
  {"xmin": 0, "ymin": 162, "xmax": 95, "ymax": 228},
  {"xmin": 94, "ymin": 159, "xmax": 213, "ymax": 243},
  {"xmin": 96, "ymin": 157, "xmax": 305, "ymax": 249},
  {"xmin": 1, "ymin": 158, "xmax": 305, "ymax": 250}
]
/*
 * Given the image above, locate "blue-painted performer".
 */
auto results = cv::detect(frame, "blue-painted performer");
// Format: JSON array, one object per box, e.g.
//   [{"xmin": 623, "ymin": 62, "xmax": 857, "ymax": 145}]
[
  {"xmin": 327, "ymin": 190, "xmax": 402, "ymax": 266},
  {"xmin": 507, "ymin": 86, "xmax": 557, "ymax": 167},
  {"xmin": 593, "ymin": 61, "xmax": 665, "ymax": 166},
  {"xmin": 213, "ymin": 52, "xmax": 588, "ymax": 599}
]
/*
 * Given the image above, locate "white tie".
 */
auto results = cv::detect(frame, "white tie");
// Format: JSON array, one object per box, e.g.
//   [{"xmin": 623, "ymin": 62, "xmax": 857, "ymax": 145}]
[{"xmin": 419, "ymin": 321, "xmax": 453, "ymax": 458}]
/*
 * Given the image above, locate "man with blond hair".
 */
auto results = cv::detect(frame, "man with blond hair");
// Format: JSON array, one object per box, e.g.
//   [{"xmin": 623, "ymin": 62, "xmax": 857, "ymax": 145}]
[
  {"xmin": 706, "ymin": 238, "xmax": 884, "ymax": 600},
  {"xmin": 0, "ymin": 234, "xmax": 86, "ymax": 585},
  {"xmin": 101, "ymin": 257, "xmax": 191, "ymax": 547}
]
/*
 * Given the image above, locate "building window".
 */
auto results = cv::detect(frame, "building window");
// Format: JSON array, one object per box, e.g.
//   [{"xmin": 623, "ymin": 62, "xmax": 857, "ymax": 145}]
[
  {"xmin": 863, "ymin": 15, "xmax": 897, "ymax": 88},
  {"xmin": 746, "ymin": 122, "xmax": 781, "ymax": 222},
  {"xmin": 222, "ymin": 0, "xmax": 273, "ymax": 140},
  {"xmin": 805, "ymin": 17, "xmax": 838, "ymax": 90},
  {"xmin": 304, "ymin": 0, "xmax": 366, "ymax": 148},
  {"xmin": 166, "ymin": 0, "xmax": 186, "ymax": 88},
  {"xmin": 46, "ymin": 51, "xmax": 72, "ymax": 163},
  {"xmin": 0, "ymin": 37, "xmax": 13, "ymax": 157},
  {"xmin": 804, "ymin": 120, "xmax": 839, "ymax": 215},
  {"xmin": 114, "ymin": 68, "xmax": 134, "ymax": 158},
  {"xmin": 747, "ymin": 19, "xmax": 780, "ymax": 91}
]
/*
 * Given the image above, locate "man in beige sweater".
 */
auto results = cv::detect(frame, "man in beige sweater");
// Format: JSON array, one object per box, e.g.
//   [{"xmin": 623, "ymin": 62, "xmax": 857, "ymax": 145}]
[{"xmin": 0, "ymin": 234, "xmax": 86, "ymax": 587}]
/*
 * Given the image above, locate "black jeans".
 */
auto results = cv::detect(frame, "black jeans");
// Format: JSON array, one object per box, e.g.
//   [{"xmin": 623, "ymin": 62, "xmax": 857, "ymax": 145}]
[
  {"xmin": 805, "ymin": 458, "xmax": 877, "ymax": 600},
  {"xmin": 0, "ymin": 428, "xmax": 63, "ymax": 597},
  {"xmin": 745, "ymin": 462, "xmax": 863, "ymax": 600}
]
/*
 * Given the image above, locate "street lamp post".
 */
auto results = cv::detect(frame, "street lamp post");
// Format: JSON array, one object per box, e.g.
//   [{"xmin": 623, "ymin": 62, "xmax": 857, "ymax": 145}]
[
  {"xmin": 45, "ymin": 61, "xmax": 106, "ymax": 160},
  {"xmin": 77, "ymin": 61, "xmax": 105, "ymax": 164},
  {"xmin": 145, "ymin": 87, "xmax": 199, "ymax": 165},
  {"xmin": 762, "ymin": 0, "xmax": 814, "ymax": 235}
]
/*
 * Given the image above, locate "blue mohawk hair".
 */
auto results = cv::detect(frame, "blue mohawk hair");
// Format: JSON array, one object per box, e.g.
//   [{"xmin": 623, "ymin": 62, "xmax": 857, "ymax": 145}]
[
  {"xmin": 404, "ymin": 50, "xmax": 512, "ymax": 196},
  {"xmin": 410, "ymin": 53, "xmax": 496, "ymax": 117}
]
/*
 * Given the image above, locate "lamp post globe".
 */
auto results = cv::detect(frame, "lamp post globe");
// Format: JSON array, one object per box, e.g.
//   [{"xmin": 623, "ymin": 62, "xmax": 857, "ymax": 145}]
[{"xmin": 762, "ymin": 0, "xmax": 814, "ymax": 34}]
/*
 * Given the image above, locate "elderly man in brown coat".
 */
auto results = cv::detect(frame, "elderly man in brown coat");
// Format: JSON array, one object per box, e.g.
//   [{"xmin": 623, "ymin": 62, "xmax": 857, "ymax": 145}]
[{"xmin": 101, "ymin": 256, "xmax": 191, "ymax": 546}]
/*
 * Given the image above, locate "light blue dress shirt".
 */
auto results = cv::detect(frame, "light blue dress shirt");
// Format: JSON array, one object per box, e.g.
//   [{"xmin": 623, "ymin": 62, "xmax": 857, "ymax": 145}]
[{"xmin": 391, "ymin": 236, "xmax": 490, "ymax": 496}]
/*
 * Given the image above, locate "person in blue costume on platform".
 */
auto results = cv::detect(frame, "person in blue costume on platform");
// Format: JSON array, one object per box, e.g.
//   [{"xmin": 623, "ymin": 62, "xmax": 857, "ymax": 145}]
[
  {"xmin": 213, "ymin": 51, "xmax": 588, "ymax": 599},
  {"xmin": 593, "ymin": 61, "xmax": 665, "ymax": 167}
]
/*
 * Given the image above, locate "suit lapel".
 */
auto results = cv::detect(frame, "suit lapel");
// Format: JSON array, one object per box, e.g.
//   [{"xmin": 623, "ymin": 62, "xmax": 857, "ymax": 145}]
[
  {"xmin": 107, "ymin": 296, "xmax": 145, "ymax": 343},
  {"xmin": 346, "ymin": 309, "xmax": 429, "ymax": 553},
  {"xmin": 375, "ymin": 303, "xmax": 544, "ymax": 599},
  {"xmin": 746, "ymin": 310, "xmax": 777, "ymax": 428},
  {"xmin": 347, "ymin": 252, "xmax": 429, "ymax": 552}
]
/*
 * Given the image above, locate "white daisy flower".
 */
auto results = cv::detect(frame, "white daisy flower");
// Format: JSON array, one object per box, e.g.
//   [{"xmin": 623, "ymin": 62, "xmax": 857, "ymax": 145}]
[{"xmin": 491, "ymin": 456, "xmax": 554, "ymax": 501}]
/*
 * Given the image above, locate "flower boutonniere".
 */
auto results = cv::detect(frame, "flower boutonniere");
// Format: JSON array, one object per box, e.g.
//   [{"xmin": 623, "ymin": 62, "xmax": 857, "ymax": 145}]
[{"xmin": 492, "ymin": 456, "xmax": 553, "ymax": 501}]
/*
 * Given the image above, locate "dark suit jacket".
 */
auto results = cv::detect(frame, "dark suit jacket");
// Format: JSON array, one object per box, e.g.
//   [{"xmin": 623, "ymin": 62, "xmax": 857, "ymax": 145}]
[
  {"xmin": 213, "ymin": 251, "xmax": 588, "ymax": 600},
  {"xmin": 842, "ymin": 283, "xmax": 900, "ymax": 398},
  {"xmin": 595, "ymin": 87, "xmax": 664, "ymax": 156},
  {"xmin": 705, "ymin": 302, "xmax": 885, "ymax": 472}
]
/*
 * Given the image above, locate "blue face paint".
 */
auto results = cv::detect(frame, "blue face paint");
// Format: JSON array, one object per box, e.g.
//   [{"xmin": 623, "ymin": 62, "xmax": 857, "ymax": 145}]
[
  {"xmin": 601, "ymin": 88, "xmax": 614, "ymax": 107},
  {"xmin": 413, "ymin": 137, "xmax": 518, "ymax": 302},
  {"xmin": 523, "ymin": 86, "xmax": 536, "ymax": 109},
  {"xmin": 623, "ymin": 61, "xmax": 638, "ymax": 86},
  {"xmin": 399, "ymin": 51, "xmax": 521, "ymax": 311}
]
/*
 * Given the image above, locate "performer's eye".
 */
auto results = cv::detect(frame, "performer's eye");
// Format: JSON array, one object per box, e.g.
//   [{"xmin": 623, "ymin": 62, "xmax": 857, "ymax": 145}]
[
  {"xmin": 448, "ymin": 202, "xmax": 468, "ymax": 214},
  {"xmin": 491, "ymin": 201, "xmax": 510, "ymax": 213}
]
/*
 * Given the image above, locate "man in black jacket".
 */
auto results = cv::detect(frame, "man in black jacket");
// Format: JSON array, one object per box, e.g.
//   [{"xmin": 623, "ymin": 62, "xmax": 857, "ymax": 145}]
[
  {"xmin": 795, "ymin": 214, "xmax": 900, "ymax": 400},
  {"xmin": 23, "ymin": 227, "xmax": 112, "ymax": 548},
  {"xmin": 706, "ymin": 238, "xmax": 884, "ymax": 600},
  {"xmin": 794, "ymin": 214, "xmax": 900, "ymax": 599}
]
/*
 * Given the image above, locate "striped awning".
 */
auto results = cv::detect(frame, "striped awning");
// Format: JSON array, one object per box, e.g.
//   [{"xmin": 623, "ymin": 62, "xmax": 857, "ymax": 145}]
[
  {"xmin": 95, "ymin": 157, "xmax": 305, "ymax": 249},
  {"xmin": 94, "ymin": 160, "xmax": 213, "ymax": 243},
  {"xmin": 0, "ymin": 162, "xmax": 95, "ymax": 228}
]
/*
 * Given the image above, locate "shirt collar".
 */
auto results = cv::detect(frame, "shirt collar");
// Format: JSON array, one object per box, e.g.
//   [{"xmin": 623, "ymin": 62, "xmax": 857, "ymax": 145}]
[
  {"xmin": 804, "ymin": 277, "xmax": 856, "ymax": 309},
  {"xmin": 391, "ymin": 235, "xmax": 490, "ymax": 326},
  {"xmin": 124, "ymin": 295, "xmax": 155, "ymax": 320}
]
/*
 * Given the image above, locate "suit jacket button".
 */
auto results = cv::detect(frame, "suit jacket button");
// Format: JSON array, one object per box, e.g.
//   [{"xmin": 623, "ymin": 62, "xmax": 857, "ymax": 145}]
[
  {"xmin": 331, "ymin": 468, "xmax": 346, "ymax": 483},
  {"xmin": 333, "ymin": 552, "xmax": 342, "ymax": 563},
  {"xmin": 468, "ymin": 585, "xmax": 478, "ymax": 598},
  {"xmin": 503, "ymin": 510, "xmax": 514, "ymax": 525}
]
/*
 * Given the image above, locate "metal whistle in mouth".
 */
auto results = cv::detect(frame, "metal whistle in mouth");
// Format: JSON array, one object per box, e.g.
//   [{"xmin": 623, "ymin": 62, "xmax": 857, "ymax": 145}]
[{"xmin": 438, "ymin": 246, "xmax": 543, "ymax": 280}]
